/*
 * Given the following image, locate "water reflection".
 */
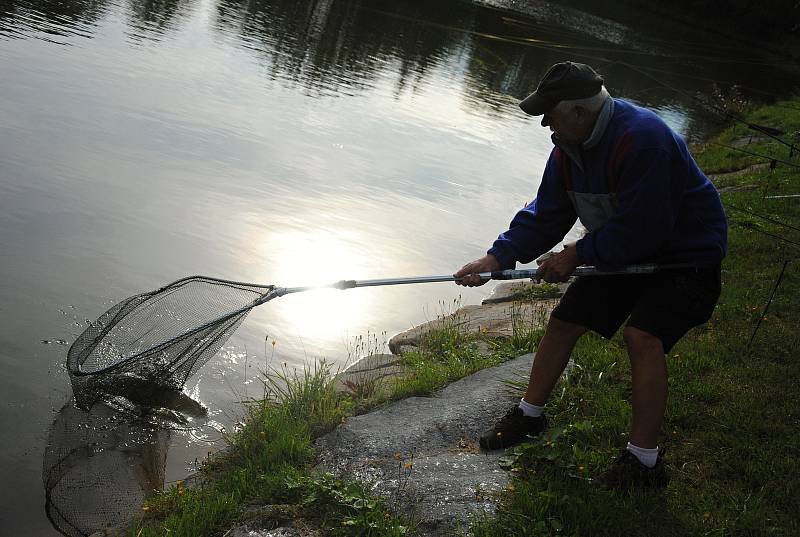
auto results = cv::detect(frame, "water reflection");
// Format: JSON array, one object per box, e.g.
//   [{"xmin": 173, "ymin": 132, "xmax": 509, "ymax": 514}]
[
  {"xmin": 43, "ymin": 401, "xmax": 170, "ymax": 536},
  {"xmin": 42, "ymin": 395, "xmax": 206, "ymax": 536},
  {"xmin": 0, "ymin": 0, "xmax": 105, "ymax": 41},
  {"xmin": 126, "ymin": 0, "xmax": 196, "ymax": 42},
  {"xmin": 214, "ymin": 0, "xmax": 467, "ymax": 99},
  {"xmin": 0, "ymin": 0, "xmax": 195, "ymax": 42},
  {"xmin": 3, "ymin": 0, "xmax": 796, "ymax": 133},
  {"xmin": 259, "ymin": 229, "xmax": 376, "ymax": 339}
]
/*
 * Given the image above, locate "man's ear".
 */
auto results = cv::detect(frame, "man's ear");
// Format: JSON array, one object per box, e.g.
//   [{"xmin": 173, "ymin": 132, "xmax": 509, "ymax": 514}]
[{"xmin": 574, "ymin": 105, "xmax": 590, "ymax": 122}]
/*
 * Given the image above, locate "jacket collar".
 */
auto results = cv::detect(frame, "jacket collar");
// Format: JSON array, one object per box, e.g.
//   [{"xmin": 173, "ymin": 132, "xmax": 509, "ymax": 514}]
[
  {"xmin": 582, "ymin": 95, "xmax": 614, "ymax": 150},
  {"xmin": 551, "ymin": 95, "xmax": 614, "ymax": 171}
]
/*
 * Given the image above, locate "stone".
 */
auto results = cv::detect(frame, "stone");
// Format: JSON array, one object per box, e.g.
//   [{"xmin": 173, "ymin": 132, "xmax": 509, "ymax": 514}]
[
  {"xmin": 710, "ymin": 162, "xmax": 770, "ymax": 180},
  {"xmin": 388, "ymin": 301, "xmax": 556, "ymax": 355},
  {"xmin": 482, "ymin": 281, "xmax": 568, "ymax": 304},
  {"xmin": 223, "ymin": 526, "xmax": 306, "ymax": 537},
  {"xmin": 717, "ymin": 184, "xmax": 759, "ymax": 195},
  {"xmin": 222, "ymin": 506, "xmax": 313, "ymax": 537},
  {"xmin": 729, "ymin": 134, "xmax": 772, "ymax": 147},
  {"xmin": 87, "ymin": 529, "xmax": 125, "ymax": 537},
  {"xmin": 314, "ymin": 353, "xmax": 543, "ymax": 536},
  {"xmin": 335, "ymin": 353, "xmax": 403, "ymax": 396}
]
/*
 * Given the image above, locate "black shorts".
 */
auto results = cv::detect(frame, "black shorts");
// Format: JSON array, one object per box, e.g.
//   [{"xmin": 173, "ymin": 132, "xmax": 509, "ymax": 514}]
[{"xmin": 551, "ymin": 265, "xmax": 721, "ymax": 353}]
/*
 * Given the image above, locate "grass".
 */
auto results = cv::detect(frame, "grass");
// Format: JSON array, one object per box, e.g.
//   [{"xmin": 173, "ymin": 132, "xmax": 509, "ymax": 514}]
[
  {"xmin": 132, "ymin": 362, "xmax": 409, "ymax": 536},
  {"xmin": 131, "ymin": 97, "xmax": 800, "ymax": 536},
  {"xmin": 471, "ymin": 98, "xmax": 800, "ymax": 537}
]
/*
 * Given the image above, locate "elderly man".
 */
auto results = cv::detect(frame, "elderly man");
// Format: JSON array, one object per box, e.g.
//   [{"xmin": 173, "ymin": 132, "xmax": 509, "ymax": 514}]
[{"xmin": 455, "ymin": 62, "xmax": 727, "ymax": 489}]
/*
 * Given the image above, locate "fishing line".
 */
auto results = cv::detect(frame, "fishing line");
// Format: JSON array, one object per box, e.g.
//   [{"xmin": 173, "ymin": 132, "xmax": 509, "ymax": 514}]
[
  {"xmin": 361, "ymin": 4, "xmax": 788, "ymax": 71},
  {"xmin": 603, "ymin": 61, "xmax": 800, "ymax": 107},
  {"xmin": 360, "ymin": 5, "xmax": 571, "ymax": 49},
  {"xmin": 468, "ymin": 31, "xmax": 800, "ymax": 106},
  {"xmin": 501, "ymin": 13, "xmax": 795, "ymax": 60},
  {"xmin": 367, "ymin": 3, "xmax": 800, "ymax": 113},
  {"xmin": 508, "ymin": 38, "xmax": 791, "ymax": 66},
  {"xmin": 735, "ymin": 224, "xmax": 800, "ymax": 249},
  {"xmin": 611, "ymin": 61, "xmax": 799, "ymax": 153},
  {"xmin": 486, "ymin": 7, "xmax": 790, "ymax": 63},
  {"xmin": 710, "ymin": 142, "xmax": 800, "ymax": 170},
  {"xmin": 726, "ymin": 203, "xmax": 800, "ymax": 233},
  {"xmin": 748, "ymin": 259, "xmax": 791, "ymax": 348}
]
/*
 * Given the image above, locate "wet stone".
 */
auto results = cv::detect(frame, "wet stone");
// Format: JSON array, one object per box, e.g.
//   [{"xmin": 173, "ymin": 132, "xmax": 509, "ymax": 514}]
[
  {"xmin": 223, "ymin": 526, "xmax": 308, "ymax": 537},
  {"xmin": 314, "ymin": 353, "xmax": 539, "ymax": 536}
]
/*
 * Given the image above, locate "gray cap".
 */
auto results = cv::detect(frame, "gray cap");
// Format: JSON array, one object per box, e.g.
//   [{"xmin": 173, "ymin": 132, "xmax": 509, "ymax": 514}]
[{"xmin": 519, "ymin": 62, "xmax": 604, "ymax": 115}]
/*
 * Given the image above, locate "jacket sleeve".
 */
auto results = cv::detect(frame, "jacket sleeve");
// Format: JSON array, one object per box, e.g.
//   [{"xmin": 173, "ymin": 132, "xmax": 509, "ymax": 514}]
[
  {"xmin": 487, "ymin": 152, "xmax": 578, "ymax": 269},
  {"xmin": 575, "ymin": 147, "xmax": 683, "ymax": 266}
]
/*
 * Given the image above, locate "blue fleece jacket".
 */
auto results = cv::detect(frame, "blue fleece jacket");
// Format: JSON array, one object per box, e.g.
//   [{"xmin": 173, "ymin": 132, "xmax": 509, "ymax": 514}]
[{"xmin": 487, "ymin": 99, "xmax": 728, "ymax": 269}]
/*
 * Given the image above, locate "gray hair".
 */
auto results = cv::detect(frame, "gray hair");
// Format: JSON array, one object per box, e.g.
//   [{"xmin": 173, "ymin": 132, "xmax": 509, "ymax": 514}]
[{"xmin": 553, "ymin": 86, "xmax": 611, "ymax": 114}]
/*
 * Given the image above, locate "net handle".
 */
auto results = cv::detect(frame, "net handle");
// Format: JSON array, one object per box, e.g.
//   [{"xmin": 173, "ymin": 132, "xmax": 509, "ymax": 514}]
[{"xmin": 267, "ymin": 263, "xmax": 696, "ymax": 302}]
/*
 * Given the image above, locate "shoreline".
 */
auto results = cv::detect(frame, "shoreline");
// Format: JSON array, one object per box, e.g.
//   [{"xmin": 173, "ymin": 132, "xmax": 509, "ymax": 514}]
[{"xmin": 130, "ymin": 98, "xmax": 800, "ymax": 537}]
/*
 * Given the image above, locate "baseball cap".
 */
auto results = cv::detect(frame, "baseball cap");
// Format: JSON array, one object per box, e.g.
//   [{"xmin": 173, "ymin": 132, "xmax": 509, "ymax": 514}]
[{"xmin": 519, "ymin": 62, "xmax": 604, "ymax": 116}]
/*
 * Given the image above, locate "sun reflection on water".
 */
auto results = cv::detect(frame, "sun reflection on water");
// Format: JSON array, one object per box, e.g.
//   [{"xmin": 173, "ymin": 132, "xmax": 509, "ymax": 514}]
[{"xmin": 258, "ymin": 229, "xmax": 376, "ymax": 342}]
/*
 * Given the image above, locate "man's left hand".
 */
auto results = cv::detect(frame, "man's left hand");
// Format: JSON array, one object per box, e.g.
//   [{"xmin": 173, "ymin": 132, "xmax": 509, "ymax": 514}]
[{"xmin": 536, "ymin": 245, "xmax": 581, "ymax": 282}]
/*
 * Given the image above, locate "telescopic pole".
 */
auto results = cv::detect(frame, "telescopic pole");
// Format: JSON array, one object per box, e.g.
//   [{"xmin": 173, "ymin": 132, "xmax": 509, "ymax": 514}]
[{"xmin": 270, "ymin": 263, "xmax": 694, "ymax": 299}]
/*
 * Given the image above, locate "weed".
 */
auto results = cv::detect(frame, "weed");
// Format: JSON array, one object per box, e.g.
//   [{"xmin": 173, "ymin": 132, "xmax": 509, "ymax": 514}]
[{"xmin": 285, "ymin": 473, "xmax": 410, "ymax": 536}]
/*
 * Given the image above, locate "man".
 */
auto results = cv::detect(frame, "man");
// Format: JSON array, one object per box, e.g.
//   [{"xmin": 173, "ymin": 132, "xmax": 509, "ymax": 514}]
[{"xmin": 455, "ymin": 62, "xmax": 727, "ymax": 489}]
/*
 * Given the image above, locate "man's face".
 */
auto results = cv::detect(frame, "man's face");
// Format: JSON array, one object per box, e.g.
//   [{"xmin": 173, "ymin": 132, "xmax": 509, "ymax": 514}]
[{"xmin": 541, "ymin": 105, "xmax": 594, "ymax": 144}]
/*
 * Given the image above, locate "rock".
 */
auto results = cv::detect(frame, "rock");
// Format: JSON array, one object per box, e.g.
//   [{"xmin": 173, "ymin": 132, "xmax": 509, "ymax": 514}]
[
  {"xmin": 717, "ymin": 184, "xmax": 759, "ymax": 195},
  {"xmin": 710, "ymin": 163, "xmax": 770, "ymax": 180},
  {"xmin": 87, "ymin": 529, "xmax": 125, "ymax": 537},
  {"xmin": 730, "ymin": 134, "xmax": 772, "ymax": 147},
  {"xmin": 482, "ymin": 281, "xmax": 568, "ymax": 304},
  {"xmin": 223, "ymin": 505, "xmax": 313, "ymax": 537},
  {"xmin": 314, "ymin": 353, "xmax": 543, "ymax": 536},
  {"xmin": 388, "ymin": 301, "xmax": 557, "ymax": 355},
  {"xmin": 223, "ymin": 526, "xmax": 307, "ymax": 537},
  {"xmin": 335, "ymin": 353, "xmax": 403, "ymax": 397}
]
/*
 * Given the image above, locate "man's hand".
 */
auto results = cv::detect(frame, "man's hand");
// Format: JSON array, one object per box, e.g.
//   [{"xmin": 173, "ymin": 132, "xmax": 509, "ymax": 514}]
[
  {"xmin": 536, "ymin": 245, "xmax": 581, "ymax": 282},
  {"xmin": 454, "ymin": 254, "xmax": 501, "ymax": 286}
]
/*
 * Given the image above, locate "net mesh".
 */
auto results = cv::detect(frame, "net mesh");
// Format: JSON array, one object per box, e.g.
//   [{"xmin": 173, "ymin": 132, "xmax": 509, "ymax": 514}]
[
  {"xmin": 67, "ymin": 276, "xmax": 275, "ymax": 407},
  {"xmin": 43, "ymin": 400, "xmax": 171, "ymax": 537}
]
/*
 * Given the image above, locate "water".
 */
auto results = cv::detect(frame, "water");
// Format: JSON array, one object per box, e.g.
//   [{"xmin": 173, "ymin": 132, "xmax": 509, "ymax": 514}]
[{"xmin": 1, "ymin": 0, "xmax": 797, "ymax": 534}]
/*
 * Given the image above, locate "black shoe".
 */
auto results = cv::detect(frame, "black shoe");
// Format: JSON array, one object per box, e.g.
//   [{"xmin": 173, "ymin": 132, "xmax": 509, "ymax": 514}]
[
  {"xmin": 479, "ymin": 405, "xmax": 547, "ymax": 450},
  {"xmin": 595, "ymin": 448, "xmax": 670, "ymax": 490}
]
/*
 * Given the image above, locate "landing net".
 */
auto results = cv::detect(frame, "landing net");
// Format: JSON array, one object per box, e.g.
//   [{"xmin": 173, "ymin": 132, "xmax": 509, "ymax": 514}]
[{"xmin": 67, "ymin": 276, "xmax": 276, "ymax": 407}]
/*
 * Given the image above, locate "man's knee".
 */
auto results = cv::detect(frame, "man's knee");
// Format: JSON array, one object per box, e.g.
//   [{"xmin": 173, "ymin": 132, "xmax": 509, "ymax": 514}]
[
  {"xmin": 546, "ymin": 316, "xmax": 587, "ymax": 342},
  {"xmin": 623, "ymin": 326, "xmax": 664, "ymax": 355}
]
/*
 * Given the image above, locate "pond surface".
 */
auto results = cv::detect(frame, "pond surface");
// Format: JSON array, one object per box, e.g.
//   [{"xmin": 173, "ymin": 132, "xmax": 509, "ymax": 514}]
[{"xmin": 1, "ymin": 0, "xmax": 797, "ymax": 534}]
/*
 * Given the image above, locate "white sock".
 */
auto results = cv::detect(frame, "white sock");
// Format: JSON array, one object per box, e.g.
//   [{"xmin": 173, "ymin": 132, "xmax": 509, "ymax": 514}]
[
  {"xmin": 518, "ymin": 398, "xmax": 544, "ymax": 418},
  {"xmin": 626, "ymin": 442, "xmax": 659, "ymax": 468}
]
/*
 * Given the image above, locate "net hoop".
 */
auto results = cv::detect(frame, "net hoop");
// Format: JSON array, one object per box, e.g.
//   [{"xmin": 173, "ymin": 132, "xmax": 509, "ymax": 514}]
[{"xmin": 66, "ymin": 276, "xmax": 277, "ymax": 380}]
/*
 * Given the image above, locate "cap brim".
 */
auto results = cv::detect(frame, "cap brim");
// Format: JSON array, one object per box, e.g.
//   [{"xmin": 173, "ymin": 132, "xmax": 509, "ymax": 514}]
[{"xmin": 519, "ymin": 92, "xmax": 555, "ymax": 116}]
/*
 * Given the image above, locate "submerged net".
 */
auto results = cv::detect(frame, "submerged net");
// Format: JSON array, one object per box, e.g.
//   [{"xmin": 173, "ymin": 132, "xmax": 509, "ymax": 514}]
[
  {"xmin": 43, "ymin": 400, "xmax": 171, "ymax": 537},
  {"xmin": 67, "ymin": 276, "xmax": 276, "ymax": 407}
]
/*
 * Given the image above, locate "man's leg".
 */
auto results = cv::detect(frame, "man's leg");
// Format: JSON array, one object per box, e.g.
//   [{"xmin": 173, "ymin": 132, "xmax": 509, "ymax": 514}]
[
  {"xmin": 596, "ymin": 267, "xmax": 722, "ymax": 489},
  {"xmin": 479, "ymin": 316, "xmax": 587, "ymax": 450},
  {"xmin": 594, "ymin": 326, "xmax": 670, "ymax": 488},
  {"xmin": 623, "ymin": 326, "xmax": 667, "ymax": 449},
  {"xmin": 481, "ymin": 274, "xmax": 631, "ymax": 451},
  {"xmin": 524, "ymin": 316, "xmax": 587, "ymax": 405}
]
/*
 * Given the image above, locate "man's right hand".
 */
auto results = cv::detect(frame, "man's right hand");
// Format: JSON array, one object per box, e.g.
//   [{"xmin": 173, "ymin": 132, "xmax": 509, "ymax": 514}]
[{"xmin": 454, "ymin": 254, "xmax": 502, "ymax": 286}]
